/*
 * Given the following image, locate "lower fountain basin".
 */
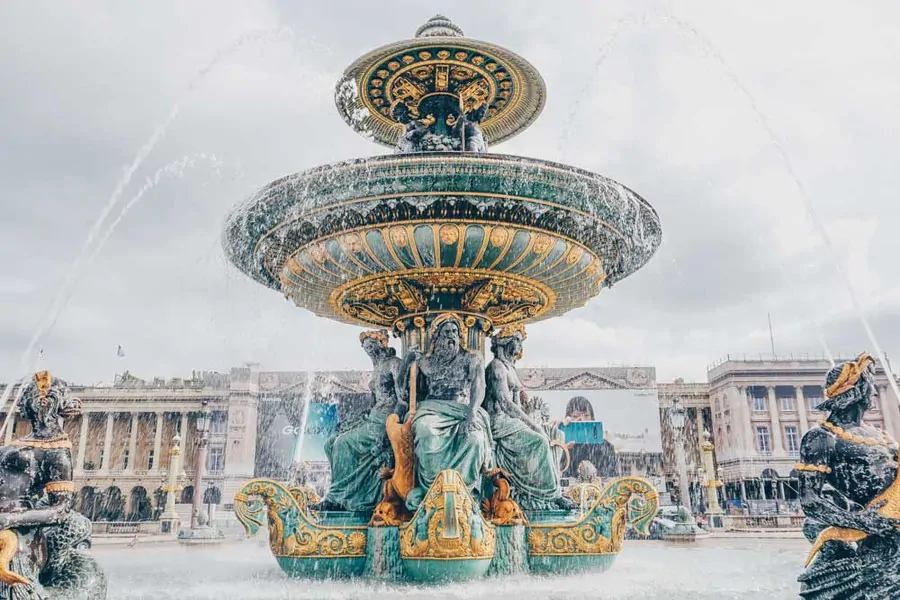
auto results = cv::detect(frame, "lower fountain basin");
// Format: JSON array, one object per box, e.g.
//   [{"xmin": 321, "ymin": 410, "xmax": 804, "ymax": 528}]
[{"xmin": 233, "ymin": 474, "xmax": 659, "ymax": 584}]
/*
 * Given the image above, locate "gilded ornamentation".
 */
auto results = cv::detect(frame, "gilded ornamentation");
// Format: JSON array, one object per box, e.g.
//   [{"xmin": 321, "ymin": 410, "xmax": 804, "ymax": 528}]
[
  {"xmin": 528, "ymin": 477, "xmax": 658, "ymax": 557},
  {"xmin": 489, "ymin": 227, "xmax": 510, "ymax": 247},
  {"xmin": 439, "ymin": 225, "xmax": 460, "ymax": 244},
  {"xmin": 359, "ymin": 329, "xmax": 390, "ymax": 348},
  {"xmin": 795, "ymin": 463, "xmax": 832, "ymax": 474},
  {"xmin": 565, "ymin": 483, "xmax": 604, "ymax": 507},
  {"xmin": 565, "ymin": 246, "xmax": 584, "ymax": 265},
  {"xmin": 339, "ymin": 233, "xmax": 363, "ymax": 254},
  {"xmin": 494, "ymin": 323, "xmax": 527, "ymax": 340},
  {"xmin": 329, "ymin": 266, "xmax": 555, "ymax": 329},
  {"xmin": 532, "ymin": 234, "xmax": 552, "ymax": 254},
  {"xmin": 462, "ymin": 280, "xmax": 499, "ymax": 312},
  {"xmin": 824, "ymin": 352, "xmax": 874, "ymax": 399},
  {"xmin": 288, "ymin": 485, "xmax": 321, "ymax": 506},
  {"xmin": 480, "ymin": 469, "xmax": 526, "ymax": 526},
  {"xmin": 820, "ymin": 420, "xmax": 896, "ymax": 447},
  {"xmin": 12, "ymin": 437, "xmax": 72, "ymax": 450},
  {"xmin": 390, "ymin": 227, "xmax": 409, "ymax": 248},
  {"xmin": 385, "ymin": 278, "xmax": 427, "ymax": 311},
  {"xmin": 371, "ymin": 412, "xmax": 415, "ymax": 527},
  {"xmin": 233, "ymin": 479, "xmax": 367, "ymax": 559},
  {"xmin": 309, "ymin": 244, "xmax": 327, "ymax": 264},
  {"xmin": 399, "ymin": 470, "xmax": 496, "ymax": 560}
]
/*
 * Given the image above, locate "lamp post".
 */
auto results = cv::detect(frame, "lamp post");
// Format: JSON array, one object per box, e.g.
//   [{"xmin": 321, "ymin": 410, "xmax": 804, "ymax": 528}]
[
  {"xmin": 190, "ymin": 399, "xmax": 211, "ymax": 530},
  {"xmin": 701, "ymin": 429, "xmax": 724, "ymax": 528},
  {"xmin": 159, "ymin": 434, "xmax": 188, "ymax": 534}
]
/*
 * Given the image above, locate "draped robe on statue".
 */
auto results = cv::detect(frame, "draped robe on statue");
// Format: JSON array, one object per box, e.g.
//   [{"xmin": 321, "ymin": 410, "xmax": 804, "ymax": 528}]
[
  {"xmin": 491, "ymin": 410, "xmax": 560, "ymax": 507},
  {"xmin": 407, "ymin": 352, "xmax": 492, "ymax": 508},
  {"xmin": 322, "ymin": 363, "xmax": 402, "ymax": 511}
]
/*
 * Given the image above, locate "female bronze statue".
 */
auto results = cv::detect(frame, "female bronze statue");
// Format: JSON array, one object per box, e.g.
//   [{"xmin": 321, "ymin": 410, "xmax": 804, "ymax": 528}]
[
  {"xmin": 797, "ymin": 353, "xmax": 900, "ymax": 599},
  {"xmin": 0, "ymin": 370, "xmax": 106, "ymax": 599},
  {"xmin": 311, "ymin": 331, "xmax": 407, "ymax": 512},
  {"xmin": 484, "ymin": 326, "xmax": 575, "ymax": 511}
]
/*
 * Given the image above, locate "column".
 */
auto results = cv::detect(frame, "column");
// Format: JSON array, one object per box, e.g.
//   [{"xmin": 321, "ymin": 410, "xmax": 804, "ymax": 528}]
[
  {"xmin": 878, "ymin": 386, "xmax": 896, "ymax": 436},
  {"xmin": 795, "ymin": 386, "xmax": 809, "ymax": 435},
  {"xmin": 740, "ymin": 480, "xmax": 747, "ymax": 504},
  {"xmin": 125, "ymin": 412, "xmax": 138, "ymax": 473},
  {"xmin": 4, "ymin": 415, "xmax": 13, "ymax": 445},
  {"xmin": 179, "ymin": 412, "xmax": 189, "ymax": 454},
  {"xmin": 75, "ymin": 414, "xmax": 89, "ymax": 474},
  {"xmin": 150, "ymin": 412, "xmax": 163, "ymax": 473},
  {"xmin": 778, "ymin": 480, "xmax": 785, "ymax": 500},
  {"xmin": 888, "ymin": 386, "xmax": 900, "ymax": 440},
  {"xmin": 767, "ymin": 387, "xmax": 784, "ymax": 454},
  {"xmin": 99, "ymin": 412, "xmax": 114, "ymax": 472},
  {"xmin": 695, "ymin": 410, "xmax": 705, "ymax": 461},
  {"xmin": 737, "ymin": 386, "xmax": 754, "ymax": 450}
]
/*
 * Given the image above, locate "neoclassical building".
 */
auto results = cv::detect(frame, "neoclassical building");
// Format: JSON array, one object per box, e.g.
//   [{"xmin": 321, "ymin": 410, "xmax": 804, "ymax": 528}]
[
  {"xmin": 0, "ymin": 364, "xmax": 661, "ymax": 524},
  {"xmin": 3, "ymin": 354, "xmax": 891, "ymax": 522}
]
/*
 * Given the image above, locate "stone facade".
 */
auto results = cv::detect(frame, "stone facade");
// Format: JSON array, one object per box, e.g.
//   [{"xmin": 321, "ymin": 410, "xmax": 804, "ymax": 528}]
[
  {"xmin": 8, "ymin": 355, "xmax": 890, "ymax": 521},
  {"xmin": 657, "ymin": 355, "xmax": 900, "ymax": 514}
]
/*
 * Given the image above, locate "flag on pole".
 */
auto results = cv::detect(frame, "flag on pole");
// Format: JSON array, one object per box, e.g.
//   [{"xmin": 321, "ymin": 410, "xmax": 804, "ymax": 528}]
[{"xmin": 117, "ymin": 345, "xmax": 125, "ymax": 358}]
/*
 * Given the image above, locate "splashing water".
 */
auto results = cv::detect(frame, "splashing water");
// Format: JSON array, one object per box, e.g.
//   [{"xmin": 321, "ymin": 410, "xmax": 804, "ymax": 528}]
[
  {"xmin": 0, "ymin": 28, "xmax": 297, "ymax": 436},
  {"xmin": 564, "ymin": 9, "xmax": 878, "ymax": 384},
  {"xmin": 557, "ymin": 11, "xmax": 661, "ymax": 161},
  {"xmin": 291, "ymin": 373, "xmax": 316, "ymax": 468},
  {"xmin": 659, "ymin": 11, "xmax": 895, "ymax": 393}
]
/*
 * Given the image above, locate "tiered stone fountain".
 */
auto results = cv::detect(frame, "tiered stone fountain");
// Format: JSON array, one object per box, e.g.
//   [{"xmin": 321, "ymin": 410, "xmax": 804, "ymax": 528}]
[{"xmin": 226, "ymin": 15, "xmax": 662, "ymax": 583}]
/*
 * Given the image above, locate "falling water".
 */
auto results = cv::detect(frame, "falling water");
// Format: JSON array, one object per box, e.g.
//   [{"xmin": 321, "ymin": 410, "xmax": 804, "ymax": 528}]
[
  {"xmin": 658, "ymin": 11, "xmax": 897, "ymax": 395},
  {"xmin": 291, "ymin": 373, "xmax": 316, "ymax": 468},
  {"xmin": 563, "ymin": 9, "xmax": 877, "ymax": 382},
  {"xmin": 0, "ymin": 28, "xmax": 296, "ymax": 436},
  {"xmin": 557, "ymin": 11, "xmax": 658, "ymax": 161}
]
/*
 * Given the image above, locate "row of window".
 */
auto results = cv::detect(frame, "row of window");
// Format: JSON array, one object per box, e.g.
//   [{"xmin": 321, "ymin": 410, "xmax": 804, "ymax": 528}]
[
  {"xmin": 755, "ymin": 425, "xmax": 800, "ymax": 453},
  {"xmin": 86, "ymin": 445, "xmax": 226, "ymax": 472},
  {"xmin": 750, "ymin": 394, "xmax": 823, "ymax": 412}
]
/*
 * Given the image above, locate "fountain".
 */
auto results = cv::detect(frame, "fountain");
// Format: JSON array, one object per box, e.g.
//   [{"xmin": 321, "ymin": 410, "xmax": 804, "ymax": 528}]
[{"xmin": 225, "ymin": 15, "xmax": 662, "ymax": 583}]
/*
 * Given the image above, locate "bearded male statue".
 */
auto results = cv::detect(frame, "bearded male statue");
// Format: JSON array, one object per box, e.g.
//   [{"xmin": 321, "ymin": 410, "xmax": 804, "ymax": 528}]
[{"xmin": 400, "ymin": 313, "xmax": 492, "ymax": 509}]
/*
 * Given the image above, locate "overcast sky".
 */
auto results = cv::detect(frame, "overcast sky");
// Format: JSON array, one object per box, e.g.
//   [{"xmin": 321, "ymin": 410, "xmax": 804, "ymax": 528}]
[{"xmin": 2, "ymin": 0, "xmax": 899, "ymax": 385}]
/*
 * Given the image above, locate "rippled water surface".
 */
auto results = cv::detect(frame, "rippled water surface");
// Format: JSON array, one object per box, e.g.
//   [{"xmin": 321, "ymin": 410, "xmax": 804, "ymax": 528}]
[{"xmin": 93, "ymin": 537, "xmax": 806, "ymax": 599}]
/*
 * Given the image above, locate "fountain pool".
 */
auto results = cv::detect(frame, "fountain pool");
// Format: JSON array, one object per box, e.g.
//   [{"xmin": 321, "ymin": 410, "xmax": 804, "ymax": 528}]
[{"xmin": 95, "ymin": 538, "xmax": 806, "ymax": 599}]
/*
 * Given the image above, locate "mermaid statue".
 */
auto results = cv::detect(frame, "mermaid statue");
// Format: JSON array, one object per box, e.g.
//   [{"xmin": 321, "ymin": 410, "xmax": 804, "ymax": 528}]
[
  {"xmin": 484, "ymin": 325, "xmax": 575, "ymax": 511},
  {"xmin": 311, "ymin": 331, "xmax": 407, "ymax": 512},
  {"xmin": 0, "ymin": 371, "xmax": 106, "ymax": 599},
  {"xmin": 797, "ymin": 353, "xmax": 900, "ymax": 599}
]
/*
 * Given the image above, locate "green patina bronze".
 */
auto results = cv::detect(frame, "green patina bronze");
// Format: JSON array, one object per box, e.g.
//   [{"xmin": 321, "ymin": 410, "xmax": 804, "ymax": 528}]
[{"xmin": 226, "ymin": 14, "xmax": 662, "ymax": 583}]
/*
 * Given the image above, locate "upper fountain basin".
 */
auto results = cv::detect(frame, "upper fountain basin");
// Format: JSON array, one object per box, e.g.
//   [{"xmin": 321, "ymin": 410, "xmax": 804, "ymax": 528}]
[{"xmin": 222, "ymin": 152, "xmax": 661, "ymax": 330}]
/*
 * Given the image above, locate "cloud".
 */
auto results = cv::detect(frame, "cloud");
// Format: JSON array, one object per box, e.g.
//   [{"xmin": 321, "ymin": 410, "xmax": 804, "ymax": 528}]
[{"xmin": 1, "ymin": 0, "xmax": 899, "ymax": 385}]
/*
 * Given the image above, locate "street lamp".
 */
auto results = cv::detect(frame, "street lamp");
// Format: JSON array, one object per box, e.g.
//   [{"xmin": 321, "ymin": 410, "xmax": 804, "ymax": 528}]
[
  {"xmin": 701, "ymin": 429, "xmax": 725, "ymax": 528},
  {"xmin": 190, "ymin": 399, "xmax": 211, "ymax": 530}
]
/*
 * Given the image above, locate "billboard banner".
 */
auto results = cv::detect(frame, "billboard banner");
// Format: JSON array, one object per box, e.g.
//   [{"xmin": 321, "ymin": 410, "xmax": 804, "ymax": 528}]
[{"xmin": 527, "ymin": 388, "xmax": 662, "ymax": 454}]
